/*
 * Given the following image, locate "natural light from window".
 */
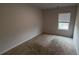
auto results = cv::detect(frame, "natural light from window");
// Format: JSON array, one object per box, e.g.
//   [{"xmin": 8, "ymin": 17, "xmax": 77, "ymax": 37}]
[{"xmin": 58, "ymin": 13, "xmax": 71, "ymax": 30}]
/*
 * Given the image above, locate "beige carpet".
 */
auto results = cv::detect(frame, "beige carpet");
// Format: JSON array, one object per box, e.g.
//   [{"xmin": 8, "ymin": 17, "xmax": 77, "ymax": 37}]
[{"xmin": 3, "ymin": 34, "xmax": 77, "ymax": 55}]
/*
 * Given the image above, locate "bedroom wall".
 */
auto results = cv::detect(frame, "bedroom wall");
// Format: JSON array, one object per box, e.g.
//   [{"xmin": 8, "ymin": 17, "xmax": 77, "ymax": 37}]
[
  {"xmin": 43, "ymin": 6, "xmax": 77, "ymax": 38},
  {"xmin": 73, "ymin": 5, "xmax": 79, "ymax": 54},
  {"xmin": 0, "ymin": 4, "xmax": 42, "ymax": 54}
]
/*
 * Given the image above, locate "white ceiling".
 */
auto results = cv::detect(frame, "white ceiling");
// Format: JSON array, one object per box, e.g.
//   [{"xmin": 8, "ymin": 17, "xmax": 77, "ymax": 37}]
[{"xmin": 29, "ymin": 3, "xmax": 77, "ymax": 9}]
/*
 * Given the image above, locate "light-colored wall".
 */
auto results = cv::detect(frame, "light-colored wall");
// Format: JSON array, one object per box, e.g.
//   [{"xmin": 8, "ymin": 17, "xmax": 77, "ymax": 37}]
[
  {"xmin": 0, "ymin": 4, "xmax": 42, "ymax": 54},
  {"xmin": 73, "ymin": 5, "xmax": 79, "ymax": 54},
  {"xmin": 43, "ymin": 6, "xmax": 77, "ymax": 38}
]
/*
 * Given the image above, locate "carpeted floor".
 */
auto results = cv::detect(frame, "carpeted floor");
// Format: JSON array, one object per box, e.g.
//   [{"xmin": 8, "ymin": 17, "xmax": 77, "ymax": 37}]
[{"xmin": 3, "ymin": 34, "xmax": 77, "ymax": 55}]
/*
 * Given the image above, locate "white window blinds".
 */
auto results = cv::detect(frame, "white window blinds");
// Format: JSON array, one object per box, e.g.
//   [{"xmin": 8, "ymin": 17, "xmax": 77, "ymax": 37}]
[{"xmin": 58, "ymin": 13, "xmax": 71, "ymax": 30}]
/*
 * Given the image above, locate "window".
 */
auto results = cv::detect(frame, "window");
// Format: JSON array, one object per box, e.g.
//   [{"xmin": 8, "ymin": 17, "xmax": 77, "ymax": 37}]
[{"xmin": 58, "ymin": 13, "xmax": 71, "ymax": 30}]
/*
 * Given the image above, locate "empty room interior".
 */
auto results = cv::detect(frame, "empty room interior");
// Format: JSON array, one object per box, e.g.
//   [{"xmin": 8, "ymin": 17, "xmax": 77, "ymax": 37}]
[{"xmin": 0, "ymin": 3, "xmax": 79, "ymax": 55}]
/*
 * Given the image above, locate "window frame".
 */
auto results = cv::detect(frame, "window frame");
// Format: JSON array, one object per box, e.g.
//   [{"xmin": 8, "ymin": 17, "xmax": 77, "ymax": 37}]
[{"xmin": 58, "ymin": 12, "xmax": 71, "ymax": 30}]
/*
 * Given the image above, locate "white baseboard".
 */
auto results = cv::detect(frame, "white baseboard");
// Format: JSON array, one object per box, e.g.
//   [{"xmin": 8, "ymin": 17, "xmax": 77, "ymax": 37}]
[{"xmin": 0, "ymin": 33, "xmax": 41, "ymax": 55}]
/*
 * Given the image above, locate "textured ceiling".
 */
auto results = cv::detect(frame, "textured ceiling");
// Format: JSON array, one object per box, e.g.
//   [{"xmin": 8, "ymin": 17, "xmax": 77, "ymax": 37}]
[{"xmin": 29, "ymin": 3, "xmax": 77, "ymax": 9}]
